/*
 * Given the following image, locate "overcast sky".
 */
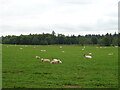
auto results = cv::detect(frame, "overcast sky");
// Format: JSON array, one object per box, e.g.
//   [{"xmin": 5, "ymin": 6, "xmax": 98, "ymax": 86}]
[{"xmin": 0, "ymin": 0, "xmax": 119, "ymax": 36}]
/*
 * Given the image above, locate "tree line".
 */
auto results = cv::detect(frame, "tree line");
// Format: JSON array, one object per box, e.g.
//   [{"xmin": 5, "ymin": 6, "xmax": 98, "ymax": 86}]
[{"xmin": 1, "ymin": 31, "xmax": 120, "ymax": 46}]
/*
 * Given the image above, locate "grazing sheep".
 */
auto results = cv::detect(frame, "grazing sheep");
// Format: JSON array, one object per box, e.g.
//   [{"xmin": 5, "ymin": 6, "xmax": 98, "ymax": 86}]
[
  {"xmin": 50, "ymin": 59, "xmax": 62, "ymax": 64},
  {"xmin": 60, "ymin": 46, "xmax": 62, "ymax": 48},
  {"xmin": 84, "ymin": 54, "xmax": 92, "ymax": 59},
  {"xmin": 62, "ymin": 51, "xmax": 65, "ymax": 53},
  {"xmin": 108, "ymin": 53, "xmax": 113, "ymax": 56},
  {"xmin": 36, "ymin": 56, "xmax": 40, "ymax": 59},
  {"xmin": 89, "ymin": 53, "xmax": 92, "ymax": 55},
  {"xmin": 20, "ymin": 48, "xmax": 23, "ymax": 50},
  {"xmin": 41, "ymin": 58, "xmax": 50, "ymax": 62},
  {"xmin": 82, "ymin": 48, "xmax": 84, "ymax": 50},
  {"xmin": 40, "ymin": 50, "xmax": 46, "ymax": 52}
]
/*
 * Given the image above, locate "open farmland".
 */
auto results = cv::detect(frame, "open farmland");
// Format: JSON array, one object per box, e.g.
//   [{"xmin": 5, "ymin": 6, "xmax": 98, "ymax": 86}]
[{"xmin": 2, "ymin": 45, "xmax": 118, "ymax": 88}]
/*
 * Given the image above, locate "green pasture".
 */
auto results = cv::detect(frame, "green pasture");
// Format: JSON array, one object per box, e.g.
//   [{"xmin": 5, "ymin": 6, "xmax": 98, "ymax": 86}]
[{"xmin": 2, "ymin": 45, "xmax": 118, "ymax": 88}]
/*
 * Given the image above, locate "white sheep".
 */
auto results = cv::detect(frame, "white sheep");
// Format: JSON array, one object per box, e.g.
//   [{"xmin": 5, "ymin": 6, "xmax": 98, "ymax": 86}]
[
  {"xmin": 41, "ymin": 58, "xmax": 50, "ymax": 62},
  {"xmin": 108, "ymin": 53, "xmax": 113, "ymax": 56},
  {"xmin": 20, "ymin": 48, "xmax": 23, "ymax": 50},
  {"xmin": 40, "ymin": 50, "xmax": 46, "ymax": 52},
  {"xmin": 82, "ymin": 48, "xmax": 84, "ymax": 50},
  {"xmin": 62, "ymin": 51, "xmax": 65, "ymax": 53},
  {"xmin": 50, "ymin": 59, "xmax": 62, "ymax": 64},
  {"xmin": 35, "ymin": 56, "xmax": 40, "ymax": 59},
  {"xmin": 60, "ymin": 46, "xmax": 62, "ymax": 48},
  {"xmin": 50, "ymin": 60, "xmax": 62, "ymax": 64},
  {"xmin": 89, "ymin": 53, "xmax": 93, "ymax": 55},
  {"xmin": 83, "ymin": 54, "xmax": 92, "ymax": 59}
]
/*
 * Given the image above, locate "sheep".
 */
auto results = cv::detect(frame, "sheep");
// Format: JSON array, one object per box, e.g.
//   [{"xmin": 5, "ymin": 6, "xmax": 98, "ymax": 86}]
[
  {"xmin": 41, "ymin": 58, "xmax": 50, "ymax": 62},
  {"xmin": 50, "ymin": 59, "xmax": 62, "ymax": 64},
  {"xmin": 40, "ymin": 50, "xmax": 46, "ymax": 52},
  {"xmin": 82, "ymin": 48, "xmax": 84, "ymax": 50},
  {"xmin": 20, "ymin": 48, "xmax": 23, "ymax": 50},
  {"xmin": 51, "ymin": 58, "xmax": 58, "ymax": 61},
  {"xmin": 60, "ymin": 46, "xmax": 62, "ymax": 48},
  {"xmin": 35, "ymin": 56, "xmax": 40, "ymax": 59},
  {"xmin": 50, "ymin": 58, "xmax": 62, "ymax": 64},
  {"xmin": 83, "ymin": 54, "xmax": 92, "ymax": 59},
  {"xmin": 108, "ymin": 53, "xmax": 113, "ymax": 56},
  {"xmin": 89, "ymin": 53, "xmax": 93, "ymax": 55},
  {"xmin": 62, "ymin": 51, "xmax": 65, "ymax": 53}
]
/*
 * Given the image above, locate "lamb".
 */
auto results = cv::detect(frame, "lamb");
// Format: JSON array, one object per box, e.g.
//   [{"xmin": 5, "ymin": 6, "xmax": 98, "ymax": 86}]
[
  {"xmin": 20, "ymin": 48, "xmax": 23, "ymax": 50},
  {"xmin": 82, "ymin": 48, "xmax": 84, "ymax": 50},
  {"xmin": 50, "ymin": 59, "xmax": 62, "ymax": 64},
  {"xmin": 89, "ymin": 52, "xmax": 93, "ymax": 55},
  {"xmin": 41, "ymin": 58, "xmax": 50, "ymax": 62},
  {"xmin": 108, "ymin": 53, "xmax": 113, "ymax": 56},
  {"xmin": 83, "ymin": 54, "xmax": 92, "ymax": 59},
  {"xmin": 62, "ymin": 51, "xmax": 65, "ymax": 53},
  {"xmin": 50, "ymin": 60, "xmax": 62, "ymax": 64},
  {"xmin": 60, "ymin": 46, "xmax": 62, "ymax": 48},
  {"xmin": 40, "ymin": 50, "xmax": 46, "ymax": 52},
  {"xmin": 35, "ymin": 56, "xmax": 40, "ymax": 59}
]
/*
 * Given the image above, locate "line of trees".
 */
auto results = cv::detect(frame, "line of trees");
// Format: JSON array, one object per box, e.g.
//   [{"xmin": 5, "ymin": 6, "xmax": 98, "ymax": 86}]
[{"xmin": 1, "ymin": 31, "xmax": 120, "ymax": 46}]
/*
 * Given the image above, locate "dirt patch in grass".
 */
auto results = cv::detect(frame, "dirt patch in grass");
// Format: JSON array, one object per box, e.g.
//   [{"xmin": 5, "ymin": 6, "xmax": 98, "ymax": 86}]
[
  {"xmin": 32, "ymin": 72, "xmax": 52, "ymax": 74},
  {"xmin": 15, "ymin": 71, "xmax": 24, "ymax": 74},
  {"xmin": 64, "ymin": 85, "xmax": 81, "ymax": 88}
]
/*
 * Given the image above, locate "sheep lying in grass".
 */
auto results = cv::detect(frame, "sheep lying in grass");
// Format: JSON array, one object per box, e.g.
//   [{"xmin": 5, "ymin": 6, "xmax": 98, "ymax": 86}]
[
  {"xmin": 60, "ymin": 46, "xmax": 62, "ymax": 48},
  {"xmin": 89, "ymin": 52, "xmax": 93, "ymax": 55},
  {"xmin": 62, "ymin": 51, "xmax": 65, "ymax": 53},
  {"xmin": 20, "ymin": 48, "xmax": 23, "ymax": 50},
  {"xmin": 83, "ymin": 54, "xmax": 92, "ymax": 59},
  {"xmin": 40, "ymin": 50, "xmax": 46, "ymax": 52},
  {"xmin": 50, "ymin": 59, "xmax": 62, "ymax": 64},
  {"xmin": 41, "ymin": 58, "xmax": 50, "ymax": 62},
  {"xmin": 35, "ymin": 56, "xmax": 40, "ymax": 59},
  {"xmin": 82, "ymin": 48, "xmax": 84, "ymax": 50},
  {"xmin": 108, "ymin": 53, "xmax": 113, "ymax": 56}
]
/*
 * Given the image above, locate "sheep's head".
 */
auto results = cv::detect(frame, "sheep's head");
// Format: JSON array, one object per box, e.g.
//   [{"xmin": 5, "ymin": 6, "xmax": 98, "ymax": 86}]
[
  {"xmin": 58, "ymin": 60, "xmax": 62, "ymax": 63},
  {"xmin": 41, "ymin": 58, "xmax": 44, "ymax": 62}
]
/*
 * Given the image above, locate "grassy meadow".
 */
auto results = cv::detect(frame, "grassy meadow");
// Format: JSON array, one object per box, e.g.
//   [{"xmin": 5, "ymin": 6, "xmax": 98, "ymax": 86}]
[{"xmin": 2, "ymin": 45, "xmax": 118, "ymax": 88}]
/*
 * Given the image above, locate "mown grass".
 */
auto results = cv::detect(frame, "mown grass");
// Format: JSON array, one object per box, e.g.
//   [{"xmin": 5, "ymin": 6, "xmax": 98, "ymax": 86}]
[{"xmin": 2, "ymin": 45, "xmax": 118, "ymax": 88}]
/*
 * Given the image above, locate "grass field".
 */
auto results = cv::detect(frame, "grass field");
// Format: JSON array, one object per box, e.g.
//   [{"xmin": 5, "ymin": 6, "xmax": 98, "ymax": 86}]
[{"xmin": 2, "ymin": 45, "xmax": 118, "ymax": 88}]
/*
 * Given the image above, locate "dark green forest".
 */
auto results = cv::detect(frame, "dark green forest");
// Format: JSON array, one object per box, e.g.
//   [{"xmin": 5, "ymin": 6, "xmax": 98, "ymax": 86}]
[{"xmin": 1, "ymin": 31, "xmax": 120, "ymax": 46}]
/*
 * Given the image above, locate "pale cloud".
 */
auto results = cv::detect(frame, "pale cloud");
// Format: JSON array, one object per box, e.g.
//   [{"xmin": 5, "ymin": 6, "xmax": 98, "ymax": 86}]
[{"xmin": 0, "ymin": 0, "xmax": 119, "ymax": 36}]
